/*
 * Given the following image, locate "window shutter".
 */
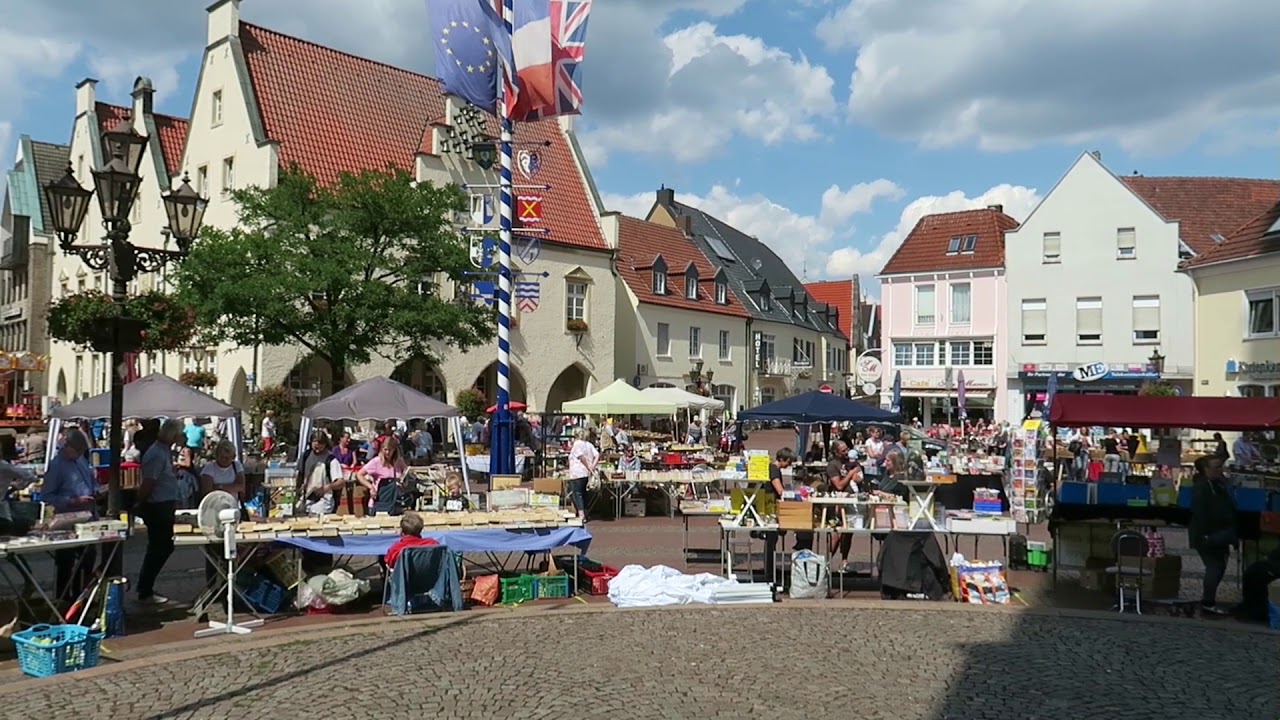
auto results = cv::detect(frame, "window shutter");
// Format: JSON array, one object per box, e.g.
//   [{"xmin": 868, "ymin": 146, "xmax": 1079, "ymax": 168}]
[
  {"xmin": 1133, "ymin": 296, "xmax": 1159, "ymax": 331},
  {"xmin": 1077, "ymin": 299, "xmax": 1103, "ymax": 335},
  {"xmin": 1022, "ymin": 301, "xmax": 1047, "ymax": 335}
]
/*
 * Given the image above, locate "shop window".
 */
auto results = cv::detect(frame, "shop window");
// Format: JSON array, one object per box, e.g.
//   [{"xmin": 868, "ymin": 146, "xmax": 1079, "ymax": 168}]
[
  {"xmin": 1021, "ymin": 299, "xmax": 1047, "ymax": 344},
  {"xmin": 1076, "ymin": 297, "xmax": 1102, "ymax": 345},
  {"xmin": 915, "ymin": 284, "xmax": 935, "ymax": 326},
  {"xmin": 1132, "ymin": 295, "xmax": 1160, "ymax": 344},
  {"xmin": 1240, "ymin": 385, "xmax": 1266, "ymax": 398},
  {"xmin": 1042, "ymin": 232, "xmax": 1061, "ymax": 263},
  {"xmin": 1246, "ymin": 288, "xmax": 1279, "ymax": 339}
]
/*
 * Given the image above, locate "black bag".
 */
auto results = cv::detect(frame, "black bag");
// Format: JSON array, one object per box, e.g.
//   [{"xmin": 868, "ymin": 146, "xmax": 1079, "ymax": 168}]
[{"xmin": 1068, "ymin": 440, "xmax": 1082, "ymax": 454}]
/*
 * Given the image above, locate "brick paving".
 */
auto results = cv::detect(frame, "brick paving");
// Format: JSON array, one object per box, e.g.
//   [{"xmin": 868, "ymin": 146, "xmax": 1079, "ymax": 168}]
[{"xmin": 0, "ymin": 606, "xmax": 1273, "ymax": 720}]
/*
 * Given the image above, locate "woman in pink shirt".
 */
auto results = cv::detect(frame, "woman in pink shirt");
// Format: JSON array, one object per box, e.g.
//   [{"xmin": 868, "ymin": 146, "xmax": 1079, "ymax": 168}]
[{"xmin": 356, "ymin": 435, "xmax": 408, "ymax": 515}]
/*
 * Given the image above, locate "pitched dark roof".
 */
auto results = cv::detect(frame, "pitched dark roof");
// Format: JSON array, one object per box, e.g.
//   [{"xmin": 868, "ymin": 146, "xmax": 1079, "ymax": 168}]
[
  {"xmin": 653, "ymin": 192, "xmax": 845, "ymax": 339},
  {"xmin": 1120, "ymin": 176, "xmax": 1278, "ymax": 256},
  {"xmin": 29, "ymin": 140, "xmax": 70, "ymax": 232}
]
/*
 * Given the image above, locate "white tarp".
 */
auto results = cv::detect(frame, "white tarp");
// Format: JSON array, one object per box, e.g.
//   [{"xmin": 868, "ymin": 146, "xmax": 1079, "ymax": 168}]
[
  {"xmin": 607, "ymin": 564, "xmax": 754, "ymax": 608},
  {"xmin": 639, "ymin": 386, "xmax": 725, "ymax": 411}
]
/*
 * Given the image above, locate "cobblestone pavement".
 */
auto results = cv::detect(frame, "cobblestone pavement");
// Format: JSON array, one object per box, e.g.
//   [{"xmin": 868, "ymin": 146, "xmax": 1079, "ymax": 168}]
[{"xmin": 4, "ymin": 607, "xmax": 1274, "ymax": 720}]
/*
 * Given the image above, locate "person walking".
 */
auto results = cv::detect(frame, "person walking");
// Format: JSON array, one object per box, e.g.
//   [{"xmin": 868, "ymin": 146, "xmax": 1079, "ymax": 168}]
[
  {"xmin": 566, "ymin": 428, "xmax": 599, "ymax": 522},
  {"xmin": 135, "ymin": 419, "xmax": 185, "ymax": 606},
  {"xmin": 1189, "ymin": 455, "xmax": 1238, "ymax": 615}
]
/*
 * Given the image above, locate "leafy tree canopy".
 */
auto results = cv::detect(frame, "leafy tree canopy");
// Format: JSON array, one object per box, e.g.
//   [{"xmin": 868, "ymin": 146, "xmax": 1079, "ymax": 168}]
[{"xmin": 172, "ymin": 166, "xmax": 494, "ymax": 388}]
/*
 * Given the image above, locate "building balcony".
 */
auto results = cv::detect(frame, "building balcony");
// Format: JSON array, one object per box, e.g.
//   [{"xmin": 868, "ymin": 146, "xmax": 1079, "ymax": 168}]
[{"xmin": 758, "ymin": 357, "xmax": 793, "ymax": 376}]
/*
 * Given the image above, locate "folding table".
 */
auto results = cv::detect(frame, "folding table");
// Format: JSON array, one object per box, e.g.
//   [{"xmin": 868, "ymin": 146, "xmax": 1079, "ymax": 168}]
[{"xmin": 0, "ymin": 536, "xmax": 124, "ymax": 627}]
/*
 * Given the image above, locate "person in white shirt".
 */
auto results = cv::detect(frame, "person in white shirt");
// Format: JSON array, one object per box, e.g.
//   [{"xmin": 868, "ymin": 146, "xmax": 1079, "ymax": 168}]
[
  {"xmin": 261, "ymin": 410, "xmax": 278, "ymax": 455},
  {"xmin": 864, "ymin": 427, "xmax": 886, "ymax": 479},
  {"xmin": 199, "ymin": 440, "xmax": 247, "ymax": 500},
  {"xmin": 566, "ymin": 428, "xmax": 599, "ymax": 521},
  {"xmin": 297, "ymin": 431, "xmax": 346, "ymax": 515}
]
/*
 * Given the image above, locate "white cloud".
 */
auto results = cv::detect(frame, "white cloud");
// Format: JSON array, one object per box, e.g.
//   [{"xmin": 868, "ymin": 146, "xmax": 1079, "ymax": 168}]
[
  {"xmin": 602, "ymin": 179, "xmax": 904, "ymax": 281},
  {"xmin": 581, "ymin": 21, "xmax": 836, "ymax": 164},
  {"xmin": 818, "ymin": 0, "xmax": 1280, "ymax": 155},
  {"xmin": 0, "ymin": 29, "xmax": 80, "ymax": 155},
  {"xmin": 827, "ymin": 184, "xmax": 1042, "ymax": 291}
]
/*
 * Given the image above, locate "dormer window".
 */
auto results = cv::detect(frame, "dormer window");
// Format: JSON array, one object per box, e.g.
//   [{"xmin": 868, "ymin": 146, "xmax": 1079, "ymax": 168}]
[
  {"xmin": 946, "ymin": 235, "xmax": 977, "ymax": 254},
  {"xmin": 684, "ymin": 266, "xmax": 699, "ymax": 299},
  {"xmin": 715, "ymin": 277, "xmax": 728, "ymax": 304},
  {"xmin": 650, "ymin": 256, "xmax": 668, "ymax": 295}
]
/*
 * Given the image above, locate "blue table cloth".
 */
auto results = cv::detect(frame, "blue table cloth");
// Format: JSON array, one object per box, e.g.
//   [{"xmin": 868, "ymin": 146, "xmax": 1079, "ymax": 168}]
[{"xmin": 274, "ymin": 526, "xmax": 592, "ymax": 556}]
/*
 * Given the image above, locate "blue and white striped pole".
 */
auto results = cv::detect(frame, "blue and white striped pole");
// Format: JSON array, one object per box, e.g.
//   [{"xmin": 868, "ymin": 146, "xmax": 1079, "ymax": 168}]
[{"xmin": 490, "ymin": 0, "xmax": 517, "ymax": 477}]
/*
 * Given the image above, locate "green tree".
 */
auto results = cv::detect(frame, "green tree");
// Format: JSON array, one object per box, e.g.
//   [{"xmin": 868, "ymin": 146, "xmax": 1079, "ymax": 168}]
[{"xmin": 172, "ymin": 166, "xmax": 494, "ymax": 390}]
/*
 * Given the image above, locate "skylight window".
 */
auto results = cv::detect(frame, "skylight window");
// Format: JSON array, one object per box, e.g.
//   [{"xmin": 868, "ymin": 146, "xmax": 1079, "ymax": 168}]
[
  {"xmin": 706, "ymin": 236, "xmax": 736, "ymax": 261},
  {"xmin": 960, "ymin": 235, "xmax": 977, "ymax": 253},
  {"xmin": 946, "ymin": 237, "xmax": 961, "ymax": 254}
]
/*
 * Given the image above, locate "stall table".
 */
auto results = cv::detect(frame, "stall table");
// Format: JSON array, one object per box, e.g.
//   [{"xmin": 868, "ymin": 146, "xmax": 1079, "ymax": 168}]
[{"xmin": 0, "ymin": 536, "xmax": 125, "ymax": 627}]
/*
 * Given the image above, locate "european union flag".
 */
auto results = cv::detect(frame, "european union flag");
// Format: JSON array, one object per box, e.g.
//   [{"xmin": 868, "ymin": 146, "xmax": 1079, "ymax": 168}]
[{"xmin": 428, "ymin": 0, "xmax": 510, "ymax": 114}]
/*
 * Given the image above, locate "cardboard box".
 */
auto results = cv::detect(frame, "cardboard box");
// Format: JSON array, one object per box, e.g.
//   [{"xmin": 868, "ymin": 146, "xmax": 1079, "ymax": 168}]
[
  {"xmin": 777, "ymin": 501, "xmax": 815, "ymax": 530},
  {"xmin": 533, "ymin": 477, "xmax": 563, "ymax": 495}
]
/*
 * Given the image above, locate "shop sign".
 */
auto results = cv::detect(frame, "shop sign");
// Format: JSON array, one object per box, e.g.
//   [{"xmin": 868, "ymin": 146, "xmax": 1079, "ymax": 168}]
[
  {"xmin": 856, "ymin": 354, "xmax": 882, "ymax": 382},
  {"xmin": 1226, "ymin": 359, "xmax": 1280, "ymax": 378},
  {"xmin": 818, "ymin": 384, "xmax": 833, "ymax": 394},
  {"xmin": 753, "ymin": 331, "xmax": 764, "ymax": 371},
  {"xmin": 901, "ymin": 374, "xmax": 994, "ymax": 390},
  {"xmin": 1072, "ymin": 362, "xmax": 1109, "ymax": 383}
]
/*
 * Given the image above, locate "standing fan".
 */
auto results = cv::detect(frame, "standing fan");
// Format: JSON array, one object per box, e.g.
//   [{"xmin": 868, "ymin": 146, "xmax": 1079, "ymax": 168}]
[{"xmin": 194, "ymin": 490, "xmax": 264, "ymax": 638}]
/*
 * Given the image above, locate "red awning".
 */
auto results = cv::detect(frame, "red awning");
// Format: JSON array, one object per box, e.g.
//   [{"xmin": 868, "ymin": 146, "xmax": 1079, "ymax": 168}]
[{"xmin": 1048, "ymin": 394, "xmax": 1280, "ymax": 431}]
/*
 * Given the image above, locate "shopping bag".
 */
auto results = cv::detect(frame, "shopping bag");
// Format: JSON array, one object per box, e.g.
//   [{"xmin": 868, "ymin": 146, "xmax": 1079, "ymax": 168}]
[
  {"xmin": 1144, "ymin": 527, "xmax": 1165, "ymax": 558},
  {"xmin": 788, "ymin": 550, "xmax": 828, "ymax": 600},
  {"xmin": 471, "ymin": 574, "xmax": 500, "ymax": 607},
  {"xmin": 955, "ymin": 562, "xmax": 1010, "ymax": 605}
]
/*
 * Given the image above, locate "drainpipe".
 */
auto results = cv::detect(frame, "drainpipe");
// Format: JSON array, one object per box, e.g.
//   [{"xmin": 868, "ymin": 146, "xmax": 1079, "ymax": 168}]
[{"xmin": 744, "ymin": 317, "xmax": 753, "ymax": 413}]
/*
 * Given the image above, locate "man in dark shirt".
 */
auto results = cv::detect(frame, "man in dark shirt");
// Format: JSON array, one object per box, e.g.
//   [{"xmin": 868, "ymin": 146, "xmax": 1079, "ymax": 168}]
[
  {"xmin": 825, "ymin": 441, "xmax": 861, "ymax": 568},
  {"xmin": 1212, "ymin": 433, "xmax": 1229, "ymax": 460},
  {"xmin": 762, "ymin": 447, "xmax": 796, "ymax": 585}
]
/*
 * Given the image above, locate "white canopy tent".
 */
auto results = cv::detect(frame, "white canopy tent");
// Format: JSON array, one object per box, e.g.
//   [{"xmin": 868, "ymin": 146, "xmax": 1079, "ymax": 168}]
[
  {"xmin": 640, "ymin": 386, "xmax": 724, "ymax": 412},
  {"xmin": 561, "ymin": 379, "xmax": 678, "ymax": 416}
]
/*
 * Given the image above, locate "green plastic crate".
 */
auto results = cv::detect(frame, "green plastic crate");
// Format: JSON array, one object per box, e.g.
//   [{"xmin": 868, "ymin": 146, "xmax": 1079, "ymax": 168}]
[
  {"xmin": 1027, "ymin": 548, "xmax": 1052, "ymax": 568},
  {"xmin": 535, "ymin": 574, "xmax": 570, "ymax": 599},
  {"xmin": 500, "ymin": 575, "xmax": 536, "ymax": 604}
]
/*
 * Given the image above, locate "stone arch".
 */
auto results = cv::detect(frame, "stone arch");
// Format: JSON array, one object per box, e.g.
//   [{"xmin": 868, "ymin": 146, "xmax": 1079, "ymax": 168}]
[
  {"xmin": 283, "ymin": 355, "xmax": 357, "ymax": 412},
  {"xmin": 229, "ymin": 367, "xmax": 251, "ymax": 411},
  {"xmin": 391, "ymin": 356, "xmax": 448, "ymax": 402},
  {"xmin": 470, "ymin": 361, "xmax": 527, "ymax": 407},
  {"xmin": 545, "ymin": 363, "xmax": 591, "ymax": 412},
  {"xmin": 55, "ymin": 369, "xmax": 68, "ymax": 404}
]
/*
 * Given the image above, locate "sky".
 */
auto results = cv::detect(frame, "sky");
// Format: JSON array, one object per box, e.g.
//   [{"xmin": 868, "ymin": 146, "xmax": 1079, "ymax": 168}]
[{"xmin": 3, "ymin": 0, "xmax": 1279, "ymax": 293}]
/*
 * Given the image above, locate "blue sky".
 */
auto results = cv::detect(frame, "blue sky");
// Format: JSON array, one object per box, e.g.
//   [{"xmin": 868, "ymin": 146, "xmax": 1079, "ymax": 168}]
[{"xmin": 3, "ymin": 0, "xmax": 1278, "ymax": 290}]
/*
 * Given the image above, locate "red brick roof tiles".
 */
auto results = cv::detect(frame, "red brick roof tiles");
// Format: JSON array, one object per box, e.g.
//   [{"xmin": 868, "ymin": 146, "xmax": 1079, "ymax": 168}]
[
  {"xmin": 95, "ymin": 103, "xmax": 188, "ymax": 177},
  {"xmin": 879, "ymin": 208, "xmax": 1018, "ymax": 276},
  {"xmin": 1121, "ymin": 176, "xmax": 1279, "ymax": 256},
  {"xmin": 616, "ymin": 215, "xmax": 748, "ymax": 317},
  {"xmin": 804, "ymin": 279, "xmax": 854, "ymax": 338},
  {"xmin": 1182, "ymin": 202, "xmax": 1280, "ymax": 268},
  {"xmin": 238, "ymin": 22, "xmax": 605, "ymax": 251}
]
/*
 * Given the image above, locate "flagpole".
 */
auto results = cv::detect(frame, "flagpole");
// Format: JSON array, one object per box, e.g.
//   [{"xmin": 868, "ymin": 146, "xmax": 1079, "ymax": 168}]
[{"xmin": 490, "ymin": 0, "xmax": 517, "ymax": 477}]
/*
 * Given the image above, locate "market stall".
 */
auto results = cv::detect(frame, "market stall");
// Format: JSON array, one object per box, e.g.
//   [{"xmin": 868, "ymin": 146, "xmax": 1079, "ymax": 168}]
[
  {"xmin": 44, "ymin": 373, "xmax": 245, "ymax": 470},
  {"xmin": 1047, "ymin": 394, "xmax": 1279, "ymax": 592},
  {"xmin": 561, "ymin": 379, "xmax": 678, "ymax": 416},
  {"xmin": 296, "ymin": 377, "xmax": 471, "ymax": 491}
]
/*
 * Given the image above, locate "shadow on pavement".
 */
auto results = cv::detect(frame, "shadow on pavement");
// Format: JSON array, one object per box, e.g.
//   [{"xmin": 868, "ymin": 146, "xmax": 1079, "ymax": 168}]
[{"xmin": 926, "ymin": 608, "xmax": 1278, "ymax": 720}]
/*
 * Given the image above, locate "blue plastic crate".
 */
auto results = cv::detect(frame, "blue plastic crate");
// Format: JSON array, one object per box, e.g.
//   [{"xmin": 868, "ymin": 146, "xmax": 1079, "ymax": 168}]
[
  {"xmin": 1234, "ymin": 487, "xmax": 1267, "ymax": 513},
  {"xmin": 1096, "ymin": 483, "xmax": 1131, "ymax": 506},
  {"xmin": 1058, "ymin": 482, "xmax": 1090, "ymax": 505},
  {"xmin": 12, "ymin": 624, "xmax": 105, "ymax": 678},
  {"xmin": 242, "ymin": 573, "xmax": 289, "ymax": 614},
  {"xmin": 973, "ymin": 500, "xmax": 1003, "ymax": 514}
]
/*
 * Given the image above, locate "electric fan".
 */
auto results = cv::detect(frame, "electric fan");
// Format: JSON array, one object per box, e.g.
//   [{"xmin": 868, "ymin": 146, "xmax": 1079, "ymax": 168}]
[{"xmin": 194, "ymin": 490, "xmax": 264, "ymax": 638}]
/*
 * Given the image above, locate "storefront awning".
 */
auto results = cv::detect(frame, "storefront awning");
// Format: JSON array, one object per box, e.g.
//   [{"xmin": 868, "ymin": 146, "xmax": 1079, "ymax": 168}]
[{"xmin": 1048, "ymin": 394, "xmax": 1280, "ymax": 430}]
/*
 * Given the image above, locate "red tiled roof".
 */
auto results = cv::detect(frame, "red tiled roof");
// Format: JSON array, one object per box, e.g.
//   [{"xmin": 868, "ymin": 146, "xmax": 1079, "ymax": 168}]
[
  {"xmin": 804, "ymin": 279, "xmax": 854, "ymax": 338},
  {"xmin": 616, "ymin": 215, "xmax": 749, "ymax": 317},
  {"xmin": 95, "ymin": 103, "xmax": 188, "ymax": 177},
  {"xmin": 1121, "ymin": 176, "xmax": 1279, "ymax": 255},
  {"xmin": 238, "ymin": 22, "xmax": 606, "ymax": 251},
  {"xmin": 1181, "ymin": 202, "xmax": 1280, "ymax": 269},
  {"xmin": 879, "ymin": 208, "xmax": 1018, "ymax": 276}
]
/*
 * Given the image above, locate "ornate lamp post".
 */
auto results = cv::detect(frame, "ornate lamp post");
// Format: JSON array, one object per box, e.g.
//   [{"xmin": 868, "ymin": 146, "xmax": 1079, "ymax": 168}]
[
  {"xmin": 1147, "ymin": 349, "xmax": 1166, "ymax": 377},
  {"xmin": 44, "ymin": 120, "xmax": 208, "ymax": 517},
  {"xmin": 686, "ymin": 359, "xmax": 714, "ymax": 397}
]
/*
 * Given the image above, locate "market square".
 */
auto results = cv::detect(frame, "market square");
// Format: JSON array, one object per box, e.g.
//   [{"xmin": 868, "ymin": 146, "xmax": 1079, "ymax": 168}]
[{"xmin": 1, "ymin": 1, "xmax": 1279, "ymax": 717}]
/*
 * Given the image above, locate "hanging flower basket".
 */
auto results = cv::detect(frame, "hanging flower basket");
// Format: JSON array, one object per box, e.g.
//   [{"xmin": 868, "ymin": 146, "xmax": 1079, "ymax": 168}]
[
  {"xmin": 48, "ymin": 290, "xmax": 198, "ymax": 353},
  {"xmin": 179, "ymin": 370, "xmax": 219, "ymax": 389},
  {"xmin": 566, "ymin": 319, "xmax": 589, "ymax": 333}
]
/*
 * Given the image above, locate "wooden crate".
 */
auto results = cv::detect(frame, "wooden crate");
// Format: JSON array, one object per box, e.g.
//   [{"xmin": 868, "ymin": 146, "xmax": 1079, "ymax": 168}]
[{"xmin": 777, "ymin": 500, "xmax": 815, "ymax": 531}]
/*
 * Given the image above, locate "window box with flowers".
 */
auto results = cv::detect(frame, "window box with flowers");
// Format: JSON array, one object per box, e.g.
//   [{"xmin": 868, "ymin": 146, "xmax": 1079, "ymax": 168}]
[
  {"xmin": 180, "ymin": 370, "xmax": 219, "ymax": 389},
  {"xmin": 48, "ymin": 290, "xmax": 198, "ymax": 353},
  {"xmin": 566, "ymin": 319, "xmax": 589, "ymax": 334}
]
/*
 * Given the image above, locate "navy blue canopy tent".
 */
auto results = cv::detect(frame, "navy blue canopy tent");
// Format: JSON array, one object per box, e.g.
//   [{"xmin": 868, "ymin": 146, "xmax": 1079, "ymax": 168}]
[{"xmin": 738, "ymin": 390, "xmax": 902, "ymax": 424}]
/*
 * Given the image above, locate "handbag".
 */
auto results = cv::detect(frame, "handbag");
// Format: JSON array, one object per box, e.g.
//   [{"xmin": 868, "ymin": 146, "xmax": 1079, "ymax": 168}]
[{"xmin": 789, "ymin": 550, "xmax": 829, "ymax": 599}]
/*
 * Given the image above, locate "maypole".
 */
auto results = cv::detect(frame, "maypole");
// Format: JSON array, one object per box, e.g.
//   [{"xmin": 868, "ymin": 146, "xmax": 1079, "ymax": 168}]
[{"xmin": 490, "ymin": 0, "xmax": 518, "ymax": 477}]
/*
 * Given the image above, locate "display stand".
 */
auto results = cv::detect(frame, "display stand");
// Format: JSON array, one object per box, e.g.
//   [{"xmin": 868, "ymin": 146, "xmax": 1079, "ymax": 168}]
[{"xmin": 901, "ymin": 479, "xmax": 942, "ymax": 531}]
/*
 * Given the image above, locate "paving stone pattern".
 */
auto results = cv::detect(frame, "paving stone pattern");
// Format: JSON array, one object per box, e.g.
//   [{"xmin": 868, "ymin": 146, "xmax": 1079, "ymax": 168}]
[{"xmin": 7, "ymin": 608, "xmax": 1275, "ymax": 720}]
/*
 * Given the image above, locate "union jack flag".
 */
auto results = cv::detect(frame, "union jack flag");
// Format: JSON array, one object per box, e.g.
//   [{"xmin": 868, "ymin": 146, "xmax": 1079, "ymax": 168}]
[{"xmin": 496, "ymin": 0, "xmax": 591, "ymax": 122}]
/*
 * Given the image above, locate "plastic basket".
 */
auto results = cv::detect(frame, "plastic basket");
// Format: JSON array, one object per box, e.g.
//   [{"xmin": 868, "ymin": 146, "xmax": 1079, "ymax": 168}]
[
  {"xmin": 534, "ymin": 574, "xmax": 570, "ymax": 599},
  {"xmin": 12, "ymin": 624, "xmax": 105, "ymax": 678},
  {"xmin": 500, "ymin": 575, "xmax": 536, "ymax": 604},
  {"xmin": 243, "ymin": 573, "xmax": 289, "ymax": 614}
]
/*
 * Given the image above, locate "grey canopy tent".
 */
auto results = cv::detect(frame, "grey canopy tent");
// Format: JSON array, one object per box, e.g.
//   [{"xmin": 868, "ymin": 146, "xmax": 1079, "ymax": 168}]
[
  {"xmin": 295, "ymin": 376, "xmax": 470, "ymax": 491},
  {"xmin": 45, "ymin": 373, "xmax": 245, "ymax": 469}
]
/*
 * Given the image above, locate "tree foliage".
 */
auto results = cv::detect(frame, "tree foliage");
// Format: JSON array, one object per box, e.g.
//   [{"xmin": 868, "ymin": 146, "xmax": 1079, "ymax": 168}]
[
  {"xmin": 455, "ymin": 387, "xmax": 487, "ymax": 420},
  {"xmin": 171, "ymin": 166, "xmax": 494, "ymax": 389}
]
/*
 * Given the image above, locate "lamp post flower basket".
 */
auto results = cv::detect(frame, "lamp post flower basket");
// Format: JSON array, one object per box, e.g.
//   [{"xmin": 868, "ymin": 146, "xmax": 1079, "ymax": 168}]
[
  {"xmin": 48, "ymin": 290, "xmax": 198, "ymax": 353},
  {"xmin": 455, "ymin": 387, "xmax": 487, "ymax": 420},
  {"xmin": 180, "ymin": 370, "xmax": 219, "ymax": 389},
  {"xmin": 566, "ymin": 319, "xmax": 589, "ymax": 333}
]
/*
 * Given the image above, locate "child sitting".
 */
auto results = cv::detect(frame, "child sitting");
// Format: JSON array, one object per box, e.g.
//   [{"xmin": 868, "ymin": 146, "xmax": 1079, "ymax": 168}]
[
  {"xmin": 443, "ymin": 472, "xmax": 470, "ymax": 511},
  {"xmin": 385, "ymin": 511, "xmax": 439, "ymax": 569}
]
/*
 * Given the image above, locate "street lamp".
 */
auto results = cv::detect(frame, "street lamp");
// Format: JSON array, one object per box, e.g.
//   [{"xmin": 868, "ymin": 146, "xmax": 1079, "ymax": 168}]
[
  {"xmin": 44, "ymin": 122, "xmax": 208, "ymax": 518},
  {"xmin": 686, "ymin": 360, "xmax": 714, "ymax": 397},
  {"xmin": 1147, "ymin": 349, "xmax": 1165, "ymax": 376}
]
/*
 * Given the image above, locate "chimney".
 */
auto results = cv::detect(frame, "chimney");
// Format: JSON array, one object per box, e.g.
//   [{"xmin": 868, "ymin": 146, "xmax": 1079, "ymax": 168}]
[
  {"xmin": 986, "ymin": 204, "xmax": 1003, "ymax": 213},
  {"xmin": 1089, "ymin": 150, "xmax": 1102, "ymax": 161},
  {"xmin": 677, "ymin": 214, "xmax": 692, "ymax": 236},
  {"xmin": 75, "ymin": 78, "xmax": 98, "ymax": 116},
  {"xmin": 207, "ymin": 0, "xmax": 241, "ymax": 46},
  {"xmin": 656, "ymin": 185, "xmax": 674, "ymax": 206},
  {"xmin": 132, "ymin": 76, "xmax": 155, "ymax": 119}
]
